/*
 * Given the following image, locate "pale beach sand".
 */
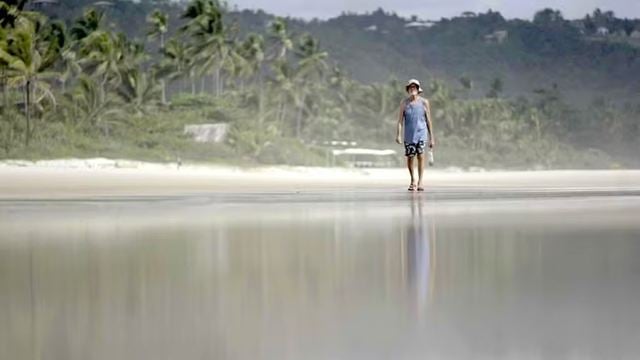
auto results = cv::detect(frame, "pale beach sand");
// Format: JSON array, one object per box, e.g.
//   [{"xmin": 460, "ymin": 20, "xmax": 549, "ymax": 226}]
[{"xmin": 1, "ymin": 158, "xmax": 639, "ymax": 199}]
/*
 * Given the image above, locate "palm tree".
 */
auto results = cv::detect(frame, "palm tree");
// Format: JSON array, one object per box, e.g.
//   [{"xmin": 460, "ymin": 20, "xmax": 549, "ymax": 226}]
[
  {"xmin": 328, "ymin": 66, "xmax": 353, "ymax": 113},
  {"xmin": 270, "ymin": 59, "xmax": 295, "ymax": 129},
  {"xmin": 116, "ymin": 68, "xmax": 161, "ymax": 115},
  {"xmin": 0, "ymin": 15, "xmax": 61, "ymax": 145},
  {"xmin": 147, "ymin": 9, "xmax": 168, "ymax": 103},
  {"xmin": 226, "ymin": 40, "xmax": 252, "ymax": 91},
  {"xmin": 70, "ymin": 8, "xmax": 104, "ymax": 41},
  {"xmin": 238, "ymin": 33, "xmax": 265, "ymax": 122},
  {"xmin": 42, "ymin": 20, "xmax": 80, "ymax": 94},
  {"xmin": 292, "ymin": 34, "xmax": 327, "ymax": 137},
  {"xmin": 0, "ymin": 0, "xmax": 28, "ymax": 28},
  {"xmin": 196, "ymin": 35, "xmax": 230, "ymax": 95},
  {"xmin": 0, "ymin": 26, "xmax": 9, "ymax": 116},
  {"xmin": 268, "ymin": 18, "xmax": 292, "ymax": 61},
  {"xmin": 78, "ymin": 31, "xmax": 121, "ymax": 92},
  {"xmin": 0, "ymin": 1, "xmax": 34, "ymax": 118},
  {"xmin": 181, "ymin": 0, "xmax": 228, "ymax": 95},
  {"xmin": 64, "ymin": 74, "xmax": 123, "ymax": 135},
  {"xmin": 78, "ymin": 31, "xmax": 146, "ymax": 97},
  {"xmin": 267, "ymin": 18, "xmax": 292, "ymax": 124},
  {"xmin": 147, "ymin": 9, "xmax": 168, "ymax": 47},
  {"xmin": 119, "ymin": 35, "xmax": 148, "ymax": 73},
  {"xmin": 239, "ymin": 33, "xmax": 265, "ymax": 83},
  {"xmin": 156, "ymin": 37, "xmax": 196, "ymax": 94},
  {"xmin": 58, "ymin": 47, "xmax": 81, "ymax": 93},
  {"xmin": 353, "ymin": 82, "xmax": 393, "ymax": 142}
]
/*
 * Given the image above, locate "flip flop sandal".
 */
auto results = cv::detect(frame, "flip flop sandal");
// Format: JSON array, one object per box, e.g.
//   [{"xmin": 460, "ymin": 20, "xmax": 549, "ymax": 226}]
[
  {"xmin": 417, "ymin": 186, "xmax": 425, "ymax": 192},
  {"xmin": 408, "ymin": 184, "xmax": 416, "ymax": 191}
]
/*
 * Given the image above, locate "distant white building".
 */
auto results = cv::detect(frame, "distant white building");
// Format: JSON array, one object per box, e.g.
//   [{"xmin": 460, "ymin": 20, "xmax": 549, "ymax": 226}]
[
  {"xmin": 485, "ymin": 30, "xmax": 508, "ymax": 44},
  {"xmin": 184, "ymin": 123, "xmax": 228, "ymax": 143},
  {"xmin": 597, "ymin": 27, "xmax": 610, "ymax": 36},
  {"xmin": 364, "ymin": 25, "xmax": 378, "ymax": 32},
  {"xmin": 405, "ymin": 21, "xmax": 432, "ymax": 29},
  {"xmin": 630, "ymin": 30, "xmax": 640, "ymax": 39}
]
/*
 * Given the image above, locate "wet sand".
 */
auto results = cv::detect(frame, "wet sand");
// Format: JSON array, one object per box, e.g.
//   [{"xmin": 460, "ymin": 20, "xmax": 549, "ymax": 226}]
[
  {"xmin": 1, "ymin": 192, "xmax": 640, "ymax": 359},
  {"xmin": 2, "ymin": 162, "xmax": 640, "ymax": 359}
]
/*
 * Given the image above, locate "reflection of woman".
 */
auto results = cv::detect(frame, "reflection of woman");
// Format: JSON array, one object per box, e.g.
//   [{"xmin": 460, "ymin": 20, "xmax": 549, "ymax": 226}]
[{"xmin": 404, "ymin": 198, "xmax": 436, "ymax": 316}]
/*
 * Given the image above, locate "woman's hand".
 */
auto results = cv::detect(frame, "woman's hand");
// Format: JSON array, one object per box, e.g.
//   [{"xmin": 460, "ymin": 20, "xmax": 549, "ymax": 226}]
[
  {"xmin": 395, "ymin": 135, "xmax": 402, "ymax": 144},
  {"xmin": 429, "ymin": 138, "xmax": 435, "ymax": 148}
]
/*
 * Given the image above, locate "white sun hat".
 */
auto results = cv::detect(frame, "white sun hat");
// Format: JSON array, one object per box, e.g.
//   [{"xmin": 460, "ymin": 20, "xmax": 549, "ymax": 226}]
[{"xmin": 405, "ymin": 78, "xmax": 423, "ymax": 93}]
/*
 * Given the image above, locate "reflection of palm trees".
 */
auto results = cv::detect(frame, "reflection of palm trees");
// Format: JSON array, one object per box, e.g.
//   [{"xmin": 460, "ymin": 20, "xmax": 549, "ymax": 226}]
[
  {"xmin": 402, "ymin": 196, "xmax": 437, "ymax": 319},
  {"xmin": 29, "ymin": 237, "xmax": 38, "ymax": 360}
]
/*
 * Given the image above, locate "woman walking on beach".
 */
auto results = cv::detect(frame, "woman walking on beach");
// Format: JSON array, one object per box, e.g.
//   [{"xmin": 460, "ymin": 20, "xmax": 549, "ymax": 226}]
[{"xmin": 396, "ymin": 79, "xmax": 435, "ymax": 191}]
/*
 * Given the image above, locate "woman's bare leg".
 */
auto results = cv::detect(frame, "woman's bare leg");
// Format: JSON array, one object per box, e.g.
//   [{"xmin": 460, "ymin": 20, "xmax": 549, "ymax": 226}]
[
  {"xmin": 407, "ymin": 156, "xmax": 416, "ymax": 188},
  {"xmin": 417, "ymin": 154, "xmax": 425, "ymax": 189}
]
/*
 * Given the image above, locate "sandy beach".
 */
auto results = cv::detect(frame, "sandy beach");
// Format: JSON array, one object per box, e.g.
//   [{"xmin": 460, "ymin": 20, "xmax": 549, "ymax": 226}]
[
  {"xmin": 3, "ymin": 159, "xmax": 640, "ymax": 360},
  {"xmin": 1, "ymin": 158, "xmax": 639, "ymax": 199}
]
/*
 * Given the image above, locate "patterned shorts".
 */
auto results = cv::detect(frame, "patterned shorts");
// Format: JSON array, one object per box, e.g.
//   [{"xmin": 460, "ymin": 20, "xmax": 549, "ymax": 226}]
[{"xmin": 404, "ymin": 141, "xmax": 426, "ymax": 157}]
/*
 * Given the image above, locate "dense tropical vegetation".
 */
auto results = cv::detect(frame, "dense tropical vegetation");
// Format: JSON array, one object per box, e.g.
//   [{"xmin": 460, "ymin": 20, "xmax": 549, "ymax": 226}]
[{"xmin": 0, "ymin": 0, "xmax": 638, "ymax": 168}]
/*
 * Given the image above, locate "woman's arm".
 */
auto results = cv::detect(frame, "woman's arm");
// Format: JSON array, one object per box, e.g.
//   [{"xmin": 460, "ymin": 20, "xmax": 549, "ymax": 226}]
[
  {"xmin": 424, "ymin": 98, "xmax": 435, "ymax": 148},
  {"xmin": 396, "ymin": 100, "xmax": 405, "ymax": 144}
]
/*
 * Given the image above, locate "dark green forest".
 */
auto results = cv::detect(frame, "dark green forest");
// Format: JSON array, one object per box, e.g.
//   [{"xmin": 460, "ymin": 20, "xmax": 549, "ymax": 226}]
[{"xmin": 0, "ymin": 0, "xmax": 638, "ymax": 168}]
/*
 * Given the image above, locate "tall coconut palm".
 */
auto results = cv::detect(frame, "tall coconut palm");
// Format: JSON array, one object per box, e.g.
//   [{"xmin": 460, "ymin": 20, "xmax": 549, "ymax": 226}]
[
  {"xmin": 181, "ymin": 0, "xmax": 228, "ymax": 95},
  {"xmin": 270, "ymin": 59, "xmax": 296, "ymax": 132},
  {"xmin": 239, "ymin": 33, "xmax": 265, "ymax": 123},
  {"xmin": 328, "ymin": 66, "xmax": 353, "ymax": 114},
  {"xmin": 63, "ymin": 74, "xmax": 123, "ymax": 135},
  {"xmin": 58, "ymin": 46, "xmax": 81, "ymax": 93},
  {"xmin": 268, "ymin": 18, "xmax": 292, "ymax": 61},
  {"xmin": 156, "ymin": 37, "xmax": 196, "ymax": 94},
  {"xmin": 116, "ymin": 68, "xmax": 161, "ymax": 116},
  {"xmin": 147, "ymin": 9, "xmax": 168, "ymax": 47},
  {"xmin": 292, "ymin": 34, "xmax": 327, "ymax": 137},
  {"xmin": 78, "ymin": 31, "xmax": 145, "ymax": 97},
  {"xmin": 226, "ymin": 40, "xmax": 252, "ymax": 91},
  {"xmin": 0, "ymin": 0, "xmax": 27, "ymax": 28},
  {"xmin": 119, "ymin": 35, "xmax": 148, "ymax": 73},
  {"xmin": 0, "ymin": 15, "xmax": 61, "ymax": 145},
  {"xmin": 267, "ymin": 18, "xmax": 292, "ymax": 122},
  {"xmin": 70, "ymin": 8, "xmax": 104, "ymax": 41},
  {"xmin": 147, "ymin": 9, "xmax": 168, "ymax": 103},
  {"xmin": 0, "ymin": 1, "xmax": 31, "ymax": 117},
  {"xmin": 354, "ymin": 82, "xmax": 396, "ymax": 142},
  {"xmin": 194, "ymin": 34, "xmax": 230, "ymax": 95},
  {"xmin": 239, "ymin": 33, "xmax": 265, "ymax": 84},
  {"xmin": 0, "ymin": 26, "xmax": 9, "ymax": 116}
]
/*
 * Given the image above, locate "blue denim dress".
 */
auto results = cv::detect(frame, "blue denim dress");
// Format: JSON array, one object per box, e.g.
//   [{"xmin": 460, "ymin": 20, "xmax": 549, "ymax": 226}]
[{"xmin": 403, "ymin": 98, "xmax": 428, "ymax": 156}]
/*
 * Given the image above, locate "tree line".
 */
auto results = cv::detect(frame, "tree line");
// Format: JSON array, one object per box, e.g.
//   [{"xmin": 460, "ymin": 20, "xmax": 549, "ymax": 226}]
[{"xmin": 0, "ymin": 0, "xmax": 637, "ymax": 168}]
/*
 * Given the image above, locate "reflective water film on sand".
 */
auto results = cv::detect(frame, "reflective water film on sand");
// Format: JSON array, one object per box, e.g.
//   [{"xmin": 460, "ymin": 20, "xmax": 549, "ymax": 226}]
[{"xmin": 1, "ymin": 194, "xmax": 639, "ymax": 359}]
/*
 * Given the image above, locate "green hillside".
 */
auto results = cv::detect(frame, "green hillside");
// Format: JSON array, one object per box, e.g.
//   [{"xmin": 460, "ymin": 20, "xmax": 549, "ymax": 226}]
[
  {"xmin": 232, "ymin": 8, "xmax": 640, "ymax": 104},
  {"xmin": 35, "ymin": 2, "xmax": 640, "ymax": 103}
]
